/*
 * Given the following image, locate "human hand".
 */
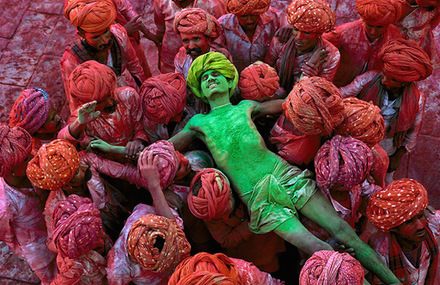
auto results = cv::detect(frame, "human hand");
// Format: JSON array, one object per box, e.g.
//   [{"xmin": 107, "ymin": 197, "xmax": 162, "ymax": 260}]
[
  {"xmin": 335, "ymin": 244, "xmax": 356, "ymax": 257},
  {"xmin": 163, "ymin": 188, "xmax": 184, "ymax": 212},
  {"xmin": 125, "ymin": 15, "xmax": 142, "ymax": 35},
  {"xmin": 273, "ymin": 87, "xmax": 286, "ymax": 99},
  {"xmin": 301, "ymin": 61, "xmax": 320, "ymax": 77},
  {"xmin": 308, "ymin": 48, "xmax": 329, "ymax": 66},
  {"xmin": 275, "ymin": 26, "xmax": 293, "ymax": 44},
  {"xmin": 138, "ymin": 151, "xmax": 162, "ymax": 192},
  {"xmin": 125, "ymin": 139, "xmax": 145, "ymax": 159},
  {"xmin": 78, "ymin": 101, "xmax": 100, "ymax": 125},
  {"xmin": 87, "ymin": 139, "xmax": 113, "ymax": 153}
]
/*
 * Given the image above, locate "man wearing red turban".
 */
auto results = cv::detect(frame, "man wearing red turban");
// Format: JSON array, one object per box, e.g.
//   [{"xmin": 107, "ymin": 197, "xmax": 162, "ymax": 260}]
[
  {"xmin": 366, "ymin": 178, "xmax": 440, "ymax": 284},
  {"xmin": 340, "ymin": 38, "xmax": 433, "ymax": 182},
  {"xmin": 61, "ymin": 0, "xmax": 146, "ymax": 114},
  {"xmin": 265, "ymin": 0, "xmax": 340, "ymax": 94},
  {"xmin": 0, "ymin": 124, "xmax": 57, "ymax": 284},
  {"xmin": 213, "ymin": 0, "xmax": 288, "ymax": 73},
  {"xmin": 322, "ymin": 0, "xmax": 403, "ymax": 87}
]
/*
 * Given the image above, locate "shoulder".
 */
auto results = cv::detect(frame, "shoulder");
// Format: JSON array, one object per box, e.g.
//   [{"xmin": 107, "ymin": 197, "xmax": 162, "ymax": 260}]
[
  {"xmin": 218, "ymin": 13, "xmax": 236, "ymax": 29},
  {"xmin": 110, "ymin": 23, "xmax": 129, "ymax": 41},
  {"xmin": 114, "ymin": 86, "xmax": 141, "ymax": 104}
]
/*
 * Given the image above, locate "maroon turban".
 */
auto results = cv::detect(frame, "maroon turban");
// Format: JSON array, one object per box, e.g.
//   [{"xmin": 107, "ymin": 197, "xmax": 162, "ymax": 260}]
[
  {"xmin": 226, "ymin": 0, "xmax": 271, "ymax": 16},
  {"xmin": 52, "ymin": 194, "xmax": 104, "ymax": 259},
  {"xmin": 300, "ymin": 250, "xmax": 364, "ymax": 284},
  {"xmin": 315, "ymin": 135, "xmax": 373, "ymax": 191},
  {"xmin": 283, "ymin": 76, "xmax": 344, "ymax": 136},
  {"xmin": 174, "ymin": 8, "xmax": 221, "ymax": 39},
  {"xmin": 0, "ymin": 125, "xmax": 32, "ymax": 177},
  {"xmin": 64, "ymin": 0, "xmax": 117, "ymax": 32},
  {"xmin": 356, "ymin": 0, "xmax": 404, "ymax": 26},
  {"xmin": 286, "ymin": 0, "xmax": 335, "ymax": 33},
  {"xmin": 188, "ymin": 168, "xmax": 233, "ymax": 221},
  {"xmin": 367, "ymin": 178, "xmax": 428, "ymax": 231},
  {"xmin": 239, "ymin": 61, "xmax": 279, "ymax": 102},
  {"xmin": 9, "ymin": 88, "xmax": 51, "ymax": 135},
  {"xmin": 140, "ymin": 73, "xmax": 186, "ymax": 125}
]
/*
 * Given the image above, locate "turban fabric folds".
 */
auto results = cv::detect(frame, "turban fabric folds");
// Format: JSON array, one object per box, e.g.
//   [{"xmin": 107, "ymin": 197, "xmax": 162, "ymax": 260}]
[
  {"xmin": 26, "ymin": 139, "xmax": 80, "ymax": 191},
  {"xmin": 187, "ymin": 52, "xmax": 239, "ymax": 102},
  {"xmin": 226, "ymin": 0, "xmax": 271, "ymax": 16},
  {"xmin": 238, "ymin": 61, "xmax": 279, "ymax": 102},
  {"xmin": 0, "ymin": 125, "xmax": 32, "ymax": 177},
  {"xmin": 69, "ymin": 60, "xmax": 117, "ymax": 109},
  {"xmin": 286, "ymin": 0, "xmax": 335, "ymax": 33},
  {"xmin": 127, "ymin": 214, "xmax": 191, "ymax": 272},
  {"xmin": 52, "ymin": 194, "xmax": 103, "ymax": 259},
  {"xmin": 140, "ymin": 73, "xmax": 186, "ymax": 125},
  {"xmin": 174, "ymin": 8, "xmax": 221, "ymax": 39},
  {"xmin": 379, "ymin": 38, "xmax": 433, "ymax": 83},
  {"xmin": 175, "ymin": 271, "xmax": 235, "ymax": 285},
  {"xmin": 283, "ymin": 76, "xmax": 344, "ymax": 136},
  {"xmin": 315, "ymin": 135, "xmax": 373, "ymax": 191},
  {"xmin": 367, "ymin": 178, "xmax": 428, "ymax": 231},
  {"xmin": 356, "ymin": 0, "xmax": 404, "ymax": 26},
  {"xmin": 299, "ymin": 250, "xmax": 364, "ymax": 285},
  {"xmin": 188, "ymin": 168, "xmax": 232, "ymax": 221},
  {"xmin": 64, "ymin": 0, "xmax": 117, "ymax": 32},
  {"xmin": 334, "ymin": 97, "xmax": 385, "ymax": 147},
  {"xmin": 9, "ymin": 88, "xmax": 51, "ymax": 134},
  {"xmin": 168, "ymin": 252, "xmax": 239, "ymax": 285}
]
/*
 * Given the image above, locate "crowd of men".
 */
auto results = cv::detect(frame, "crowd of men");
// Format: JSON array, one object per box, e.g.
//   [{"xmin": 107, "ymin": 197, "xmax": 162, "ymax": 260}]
[{"xmin": 1, "ymin": 0, "xmax": 439, "ymax": 284}]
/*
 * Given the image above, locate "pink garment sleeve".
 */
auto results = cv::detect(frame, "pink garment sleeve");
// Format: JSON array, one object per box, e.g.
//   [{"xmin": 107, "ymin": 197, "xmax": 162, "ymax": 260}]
[
  {"xmin": 402, "ymin": 91, "xmax": 425, "ymax": 152},
  {"xmin": 232, "ymin": 257, "xmax": 284, "ymax": 285},
  {"xmin": 113, "ymin": 0, "xmax": 138, "ymax": 20},
  {"xmin": 57, "ymin": 123, "xmax": 82, "ymax": 145},
  {"xmin": 318, "ymin": 39, "xmax": 340, "ymax": 82},
  {"xmin": 339, "ymin": 70, "xmax": 379, "ymax": 98}
]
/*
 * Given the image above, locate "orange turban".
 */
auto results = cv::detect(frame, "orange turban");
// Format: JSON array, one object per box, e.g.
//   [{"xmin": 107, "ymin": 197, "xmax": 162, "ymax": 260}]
[
  {"xmin": 69, "ymin": 60, "xmax": 117, "ymax": 109},
  {"xmin": 367, "ymin": 178, "xmax": 428, "ymax": 231},
  {"xmin": 356, "ymin": 0, "xmax": 404, "ymax": 26},
  {"xmin": 174, "ymin": 8, "xmax": 221, "ymax": 39},
  {"xmin": 379, "ymin": 38, "xmax": 433, "ymax": 83},
  {"xmin": 334, "ymin": 97, "xmax": 385, "ymax": 147},
  {"xmin": 26, "ymin": 139, "xmax": 80, "ymax": 191},
  {"xmin": 168, "ymin": 252, "xmax": 239, "ymax": 285},
  {"xmin": 283, "ymin": 76, "xmax": 344, "ymax": 136},
  {"xmin": 0, "ymin": 125, "xmax": 32, "ymax": 177},
  {"xmin": 286, "ymin": 0, "xmax": 335, "ymax": 33},
  {"xmin": 140, "ymin": 73, "xmax": 186, "ymax": 125},
  {"xmin": 188, "ymin": 168, "xmax": 232, "ymax": 221},
  {"xmin": 52, "ymin": 194, "xmax": 103, "ymax": 259},
  {"xmin": 299, "ymin": 250, "xmax": 364, "ymax": 285},
  {"xmin": 238, "ymin": 61, "xmax": 279, "ymax": 102},
  {"xmin": 175, "ymin": 271, "xmax": 235, "ymax": 285},
  {"xmin": 64, "ymin": 0, "xmax": 117, "ymax": 32},
  {"xmin": 226, "ymin": 0, "xmax": 271, "ymax": 16},
  {"xmin": 127, "ymin": 214, "xmax": 191, "ymax": 272}
]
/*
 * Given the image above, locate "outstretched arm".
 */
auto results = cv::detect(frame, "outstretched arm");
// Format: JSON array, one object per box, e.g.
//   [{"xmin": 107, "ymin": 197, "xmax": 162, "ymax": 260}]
[
  {"xmin": 169, "ymin": 128, "xmax": 196, "ymax": 152},
  {"xmin": 252, "ymin": 99, "xmax": 284, "ymax": 120}
]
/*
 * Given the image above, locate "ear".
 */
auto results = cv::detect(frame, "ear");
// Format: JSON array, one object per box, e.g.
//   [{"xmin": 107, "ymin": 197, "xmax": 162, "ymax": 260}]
[{"xmin": 227, "ymin": 78, "xmax": 235, "ymax": 89}]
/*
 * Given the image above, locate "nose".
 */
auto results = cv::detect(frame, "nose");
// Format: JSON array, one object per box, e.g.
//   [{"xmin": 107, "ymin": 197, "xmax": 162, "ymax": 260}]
[
  {"xmin": 295, "ymin": 31, "xmax": 306, "ymax": 40},
  {"xmin": 188, "ymin": 40, "xmax": 196, "ymax": 49},
  {"xmin": 415, "ymin": 217, "xmax": 427, "ymax": 230}
]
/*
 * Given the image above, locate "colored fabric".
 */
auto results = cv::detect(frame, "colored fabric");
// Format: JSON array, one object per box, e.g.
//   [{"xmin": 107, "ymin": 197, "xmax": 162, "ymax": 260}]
[
  {"xmin": 286, "ymin": 0, "xmax": 335, "ymax": 33},
  {"xmin": 64, "ymin": 0, "xmax": 117, "ymax": 32},
  {"xmin": 334, "ymin": 97, "xmax": 385, "ymax": 147},
  {"xmin": 238, "ymin": 61, "xmax": 279, "ymax": 102},
  {"xmin": 356, "ymin": 0, "xmax": 403, "ymax": 26},
  {"xmin": 187, "ymin": 52, "xmax": 239, "ymax": 102},
  {"xmin": 370, "ymin": 144, "xmax": 389, "ymax": 187},
  {"xmin": 188, "ymin": 168, "xmax": 232, "ymax": 221},
  {"xmin": 283, "ymin": 76, "xmax": 344, "ymax": 136},
  {"xmin": 26, "ymin": 139, "xmax": 80, "ymax": 191},
  {"xmin": 415, "ymin": 0, "xmax": 440, "ymax": 9},
  {"xmin": 174, "ymin": 8, "xmax": 221, "ymax": 39},
  {"xmin": 175, "ymin": 271, "xmax": 235, "ymax": 285},
  {"xmin": 367, "ymin": 178, "xmax": 428, "ymax": 231},
  {"xmin": 299, "ymin": 250, "xmax": 364, "ymax": 285},
  {"xmin": 9, "ymin": 88, "xmax": 51, "ymax": 135},
  {"xmin": 0, "ymin": 125, "xmax": 32, "ymax": 177},
  {"xmin": 140, "ymin": 73, "xmax": 186, "ymax": 125},
  {"xmin": 226, "ymin": 0, "xmax": 270, "ymax": 16},
  {"xmin": 315, "ymin": 135, "xmax": 373, "ymax": 191},
  {"xmin": 126, "ymin": 214, "xmax": 191, "ymax": 272},
  {"xmin": 69, "ymin": 60, "xmax": 117, "ymax": 108},
  {"xmin": 379, "ymin": 38, "xmax": 433, "ymax": 83}
]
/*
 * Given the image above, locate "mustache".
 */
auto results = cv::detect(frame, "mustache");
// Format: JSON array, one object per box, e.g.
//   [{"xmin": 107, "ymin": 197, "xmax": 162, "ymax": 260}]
[{"xmin": 186, "ymin": 47, "xmax": 203, "ymax": 55}]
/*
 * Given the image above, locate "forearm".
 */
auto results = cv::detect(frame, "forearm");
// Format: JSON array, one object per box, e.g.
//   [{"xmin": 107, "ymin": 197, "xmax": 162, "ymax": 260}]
[
  {"xmin": 68, "ymin": 118, "xmax": 86, "ymax": 139},
  {"xmin": 150, "ymin": 188, "xmax": 174, "ymax": 220}
]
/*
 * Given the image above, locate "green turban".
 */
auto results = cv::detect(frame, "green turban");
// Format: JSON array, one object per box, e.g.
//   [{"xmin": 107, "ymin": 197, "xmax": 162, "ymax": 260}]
[{"xmin": 187, "ymin": 52, "xmax": 239, "ymax": 102}]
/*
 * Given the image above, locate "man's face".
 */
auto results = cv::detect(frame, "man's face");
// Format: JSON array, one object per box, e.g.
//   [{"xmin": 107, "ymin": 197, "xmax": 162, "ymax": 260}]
[
  {"xmin": 364, "ymin": 23, "xmax": 386, "ymax": 42},
  {"xmin": 181, "ymin": 32, "xmax": 212, "ymax": 60},
  {"xmin": 292, "ymin": 26, "xmax": 321, "ymax": 54},
  {"xmin": 68, "ymin": 163, "xmax": 93, "ymax": 187},
  {"xmin": 391, "ymin": 210, "xmax": 428, "ymax": 243},
  {"xmin": 200, "ymin": 70, "xmax": 232, "ymax": 99},
  {"xmin": 36, "ymin": 106, "xmax": 62, "ymax": 137},
  {"xmin": 237, "ymin": 14, "xmax": 260, "ymax": 32},
  {"xmin": 82, "ymin": 28, "xmax": 113, "ymax": 51},
  {"xmin": 381, "ymin": 73, "xmax": 406, "ymax": 93}
]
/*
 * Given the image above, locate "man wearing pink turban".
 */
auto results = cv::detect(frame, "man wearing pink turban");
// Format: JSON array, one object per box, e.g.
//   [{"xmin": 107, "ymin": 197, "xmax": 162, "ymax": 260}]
[
  {"xmin": 61, "ymin": 0, "xmax": 146, "ymax": 114},
  {"xmin": 213, "ymin": 0, "xmax": 288, "ymax": 73},
  {"xmin": 366, "ymin": 178, "xmax": 440, "ymax": 284},
  {"xmin": 0, "ymin": 124, "xmax": 57, "ymax": 284},
  {"xmin": 322, "ymin": 0, "xmax": 403, "ymax": 87}
]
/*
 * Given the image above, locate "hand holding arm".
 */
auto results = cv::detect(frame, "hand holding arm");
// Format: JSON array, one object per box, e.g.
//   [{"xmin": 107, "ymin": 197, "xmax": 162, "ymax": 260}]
[
  {"xmin": 125, "ymin": 139, "xmax": 146, "ymax": 159},
  {"xmin": 87, "ymin": 139, "xmax": 125, "ymax": 155}
]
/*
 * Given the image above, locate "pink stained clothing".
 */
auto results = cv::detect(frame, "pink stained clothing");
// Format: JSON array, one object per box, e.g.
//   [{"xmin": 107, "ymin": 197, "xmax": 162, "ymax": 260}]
[
  {"xmin": 396, "ymin": 4, "xmax": 440, "ymax": 69},
  {"xmin": 153, "ymin": 0, "xmax": 227, "ymax": 73},
  {"xmin": 265, "ymin": 36, "xmax": 340, "ymax": 87},
  {"xmin": 60, "ymin": 24, "xmax": 145, "ymax": 113},
  {"xmin": 58, "ymin": 86, "xmax": 148, "ymax": 148},
  {"xmin": 0, "ymin": 178, "xmax": 57, "ymax": 284},
  {"xmin": 106, "ymin": 203, "xmax": 184, "ymax": 285},
  {"xmin": 339, "ymin": 70, "xmax": 425, "ymax": 156},
  {"xmin": 322, "ymin": 19, "xmax": 402, "ymax": 87},
  {"xmin": 213, "ymin": 7, "xmax": 288, "ymax": 73},
  {"xmin": 174, "ymin": 46, "xmax": 232, "ymax": 79},
  {"xmin": 230, "ymin": 257, "xmax": 284, "ymax": 285}
]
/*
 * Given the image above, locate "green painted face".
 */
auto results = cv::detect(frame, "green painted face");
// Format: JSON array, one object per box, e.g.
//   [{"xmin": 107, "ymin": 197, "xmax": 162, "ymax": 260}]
[{"xmin": 200, "ymin": 70, "xmax": 232, "ymax": 100}]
